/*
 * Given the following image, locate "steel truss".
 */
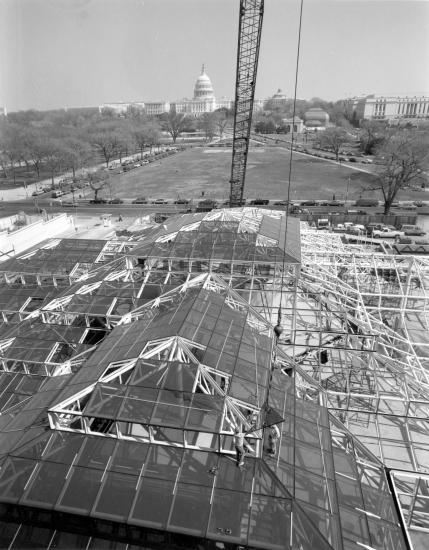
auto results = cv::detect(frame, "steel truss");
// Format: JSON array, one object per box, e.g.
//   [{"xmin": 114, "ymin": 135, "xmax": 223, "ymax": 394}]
[
  {"xmin": 287, "ymin": 227, "xmax": 429, "ymax": 545},
  {"xmin": 229, "ymin": 0, "xmax": 264, "ymax": 207}
]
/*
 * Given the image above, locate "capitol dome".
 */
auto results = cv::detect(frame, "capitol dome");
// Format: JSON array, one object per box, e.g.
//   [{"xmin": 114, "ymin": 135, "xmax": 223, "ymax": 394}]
[
  {"xmin": 272, "ymin": 88, "xmax": 287, "ymax": 100},
  {"xmin": 193, "ymin": 65, "xmax": 215, "ymax": 100}
]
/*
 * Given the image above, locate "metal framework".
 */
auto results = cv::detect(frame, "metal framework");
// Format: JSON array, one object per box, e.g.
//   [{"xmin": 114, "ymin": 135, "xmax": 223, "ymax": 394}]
[
  {"xmin": 1, "ymin": 213, "xmax": 429, "ymax": 549},
  {"xmin": 229, "ymin": 0, "xmax": 264, "ymax": 207}
]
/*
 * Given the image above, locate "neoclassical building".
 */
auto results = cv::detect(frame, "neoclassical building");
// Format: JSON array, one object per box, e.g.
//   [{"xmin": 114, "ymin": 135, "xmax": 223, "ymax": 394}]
[
  {"xmin": 174, "ymin": 65, "xmax": 223, "ymax": 116},
  {"xmin": 343, "ymin": 94, "xmax": 429, "ymax": 124},
  {"xmin": 99, "ymin": 65, "xmax": 272, "ymax": 117}
]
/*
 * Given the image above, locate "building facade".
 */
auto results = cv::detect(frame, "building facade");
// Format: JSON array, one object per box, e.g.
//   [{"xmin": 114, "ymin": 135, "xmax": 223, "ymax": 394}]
[
  {"xmin": 99, "ymin": 66, "xmax": 269, "ymax": 117},
  {"xmin": 303, "ymin": 107, "xmax": 330, "ymax": 129},
  {"xmin": 344, "ymin": 94, "xmax": 429, "ymax": 124}
]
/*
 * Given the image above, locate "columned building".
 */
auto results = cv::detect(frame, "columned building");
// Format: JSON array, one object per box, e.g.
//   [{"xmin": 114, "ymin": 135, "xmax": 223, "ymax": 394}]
[
  {"xmin": 343, "ymin": 94, "xmax": 429, "ymax": 124},
  {"xmin": 99, "ymin": 65, "xmax": 268, "ymax": 117}
]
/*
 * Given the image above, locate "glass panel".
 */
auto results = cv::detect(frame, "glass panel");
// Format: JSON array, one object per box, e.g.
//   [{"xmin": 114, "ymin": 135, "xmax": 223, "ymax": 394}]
[
  {"xmin": 168, "ymin": 482, "xmax": 211, "ymax": 536},
  {"xmin": 23, "ymin": 460, "xmax": 69, "ymax": 507},
  {"xmin": 248, "ymin": 494, "xmax": 291, "ymax": 550},
  {"xmin": 179, "ymin": 450, "xmax": 218, "ymax": 486},
  {"xmin": 57, "ymin": 466, "xmax": 103, "ymax": 514},
  {"xmin": 9, "ymin": 524, "xmax": 53, "ymax": 549},
  {"xmin": 0, "ymin": 457, "xmax": 36, "ymax": 502},
  {"xmin": 130, "ymin": 477, "xmax": 174, "ymax": 529},
  {"xmin": 0, "ymin": 521, "xmax": 20, "ymax": 549},
  {"xmin": 77, "ymin": 437, "xmax": 117, "ymax": 470},
  {"xmin": 207, "ymin": 488, "xmax": 251, "ymax": 544},
  {"xmin": 110, "ymin": 441, "xmax": 149, "ymax": 475},
  {"xmin": 93, "ymin": 471, "xmax": 137, "ymax": 521},
  {"xmin": 143, "ymin": 446, "xmax": 182, "ymax": 480},
  {"xmin": 48, "ymin": 531, "xmax": 91, "ymax": 549}
]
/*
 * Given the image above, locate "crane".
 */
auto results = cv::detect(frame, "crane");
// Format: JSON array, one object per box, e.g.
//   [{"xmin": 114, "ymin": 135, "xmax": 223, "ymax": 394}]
[{"xmin": 229, "ymin": 0, "xmax": 264, "ymax": 207}]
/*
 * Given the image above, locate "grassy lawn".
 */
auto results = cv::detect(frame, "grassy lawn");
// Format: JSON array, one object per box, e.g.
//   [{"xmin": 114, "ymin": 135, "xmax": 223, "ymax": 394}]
[{"xmin": 104, "ymin": 146, "xmax": 427, "ymax": 203}]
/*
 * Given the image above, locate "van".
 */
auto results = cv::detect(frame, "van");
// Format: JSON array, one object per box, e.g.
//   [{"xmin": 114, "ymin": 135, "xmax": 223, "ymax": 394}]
[
  {"xmin": 317, "ymin": 219, "xmax": 330, "ymax": 229},
  {"xmin": 51, "ymin": 190, "xmax": 64, "ymax": 198}
]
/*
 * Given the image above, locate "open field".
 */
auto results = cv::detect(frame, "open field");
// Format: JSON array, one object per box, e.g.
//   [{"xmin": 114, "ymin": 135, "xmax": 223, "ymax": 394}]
[{"xmin": 104, "ymin": 145, "xmax": 428, "ymax": 203}]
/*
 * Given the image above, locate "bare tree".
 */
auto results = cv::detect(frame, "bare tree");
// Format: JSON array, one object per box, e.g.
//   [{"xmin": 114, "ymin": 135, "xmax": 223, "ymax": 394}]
[
  {"xmin": 215, "ymin": 112, "xmax": 230, "ymax": 139},
  {"xmin": 198, "ymin": 113, "xmax": 217, "ymax": 141},
  {"xmin": 359, "ymin": 120, "xmax": 388, "ymax": 155},
  {"xmin": 42, "ymin": 139, "xmax": 68, "ymax": 186},
  {"xmin": 315, "ymin": 127, "xmax": 349, "ymax": 161},
  {"xmin": 90, "ymin": 123, "xmax": 120, "ymax": 167},
  {"xmin": 0, "ymin": 152, "xmax": 9, "ymax": 178},
  {"xmin": 162, "ymin": 111, "xmax": 188, "ymax": 143},
  {"xmin": 370, "ymin": 129, "xmax": 429, "ymax": 214},
  {"xmin": 88, "ymin": 170, "xmax": 109, "ymax": 201},
  {"xmin": 145, "ymin": 123, "xmax": 161, "ymax": 153},
  {"xmin": 132, "ymin": 125, "xmax": 149, "ymax": 159},
  {"xmin": 61, "ymin": 137, "xmax": 91, "ymax": 179},
  {"xmin": 0, "ymin": 123, "xmax": 26, "ymax": 184}
]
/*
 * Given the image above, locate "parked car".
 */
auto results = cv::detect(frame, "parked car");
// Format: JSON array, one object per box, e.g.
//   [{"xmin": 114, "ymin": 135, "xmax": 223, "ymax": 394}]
[
  {"xmin": 398, "ymin": 202, "xmax": 417, "ymax": 211},
  {"xmin": 89, "ymin": 198, "xmax": 107, "ymax": 204},
  {"xmin": 132, "ymin": 197, "xmax": 148, "ymax": 204},
  {"xmin": 328, "ymin": 200, "xmax": 343, "ymax": 206},
  {"xmin": 400, "ymin": 225, "xmax": 426, "ymax": 236},
  {"xmin": 316, "ymin": 219, "xmax": 330, "ymax": 229},
  {"xmin": 346, "ymin": 209, "xmax": 367, "ymax": 216},
  {"xmin": 250, "ymin": 198, "xmax": 270, "ymax": 205},
  {"xmin": 61, "ymin": 201, "xmax": 79, "ymax": 208},
  {"xmin": 372, "ymin": 226, "xmax": 404, "ymax": 238},
  {"xmin": 354, "ymin": 198, "xmax": 379, "ymax": 207},
  {"xmin": 273, "ymin": 200, "xmax": 289, "ymax": 206},
  {"xmin": 366, "ymin": 223, "xmax": 384, "ymax": 235},
  {"xmin": 151, "ymin": 198, "xmax": 169, "ymax": 204},
  {"xmin": 300, "ymin": 200, "xmax": 316, "ymax": 206},
  {"xmin": 174, "ymin": 199, "xmax": 190, "ymax": 205},
  {"xmin": 348, "ymin": 224, "xmax": 366, "ymax": 235},
  {"xmin": 332, "ymin": 224, "xmax": 346, "ymax": 232},
  {"xmin": 108, "ymin": 198, "xmax": 124, "ymax": 204}
]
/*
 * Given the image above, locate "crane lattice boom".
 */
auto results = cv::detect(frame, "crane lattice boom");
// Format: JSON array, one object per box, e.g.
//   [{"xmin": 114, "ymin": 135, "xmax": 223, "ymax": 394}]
[{"xmin": 229, "ymin": 0, "xmax": 264, "ymax": 207}]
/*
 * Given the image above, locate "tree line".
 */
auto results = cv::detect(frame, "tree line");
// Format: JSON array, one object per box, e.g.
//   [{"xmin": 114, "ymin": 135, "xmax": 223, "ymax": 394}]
[
  {"xmin": 0, "ymin": 107, "xmax": 232, "ymax": 186},
  {"xmin": 313, "ymin": 122, "xmax": 429, "ymax": 214}
]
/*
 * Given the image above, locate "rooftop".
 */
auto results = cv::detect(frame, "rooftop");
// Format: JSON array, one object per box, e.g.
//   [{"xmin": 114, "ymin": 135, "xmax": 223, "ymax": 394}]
[{"xmin": 0, "ymin": 208, "xmax": 428, "ymax": 549}]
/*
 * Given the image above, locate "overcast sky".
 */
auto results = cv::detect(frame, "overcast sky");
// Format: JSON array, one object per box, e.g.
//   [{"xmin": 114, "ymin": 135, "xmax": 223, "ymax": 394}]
[{"xmin": 1, "ymin": 0, "xmax": 428, "ymax": 112}]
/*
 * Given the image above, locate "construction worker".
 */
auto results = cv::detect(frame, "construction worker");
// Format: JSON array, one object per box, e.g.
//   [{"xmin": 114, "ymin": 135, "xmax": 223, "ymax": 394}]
[
  {"xmin": 267, "ymin": 424, "xmax": 281, "ymax": 455},
  {"xmin": 234, "ymin": 426, "xmax": 248, "ymax": 467}
]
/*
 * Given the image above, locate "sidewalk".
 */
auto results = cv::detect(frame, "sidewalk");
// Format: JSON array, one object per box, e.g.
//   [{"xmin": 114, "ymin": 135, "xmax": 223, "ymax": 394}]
[
  {"xmin": 55, "ymin": 213, "xmax": 142, "ymax": 240},
  {"xmin": 0, "ymin": 149, "xmax": 168, "ymax": 202}
]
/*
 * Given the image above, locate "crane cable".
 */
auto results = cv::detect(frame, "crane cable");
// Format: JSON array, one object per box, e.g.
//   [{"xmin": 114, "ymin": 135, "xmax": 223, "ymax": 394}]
[{"xmin": 274, "ymin": 0, "xmax": 304, "ymax": 340}]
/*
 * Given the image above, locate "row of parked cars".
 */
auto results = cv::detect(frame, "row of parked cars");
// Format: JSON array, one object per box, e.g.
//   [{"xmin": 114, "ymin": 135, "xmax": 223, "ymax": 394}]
[
  {"xmin": 330, "ymin": 222, "xmax": 426, "ymax": 239},
  {"xmin": 107, "ymin": 148, "xmax": 180, "ymax": 174}
]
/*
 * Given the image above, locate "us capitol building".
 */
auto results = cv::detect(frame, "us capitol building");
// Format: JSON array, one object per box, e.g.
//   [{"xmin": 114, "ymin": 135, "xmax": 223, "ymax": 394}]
[{"xmin": 99, "ymin": 65, "xmax": 265, "ymax": 117}]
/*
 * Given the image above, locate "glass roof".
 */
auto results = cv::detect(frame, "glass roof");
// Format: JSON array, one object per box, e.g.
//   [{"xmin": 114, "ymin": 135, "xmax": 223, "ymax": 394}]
[{"xmin": 0, "ymin": 209, "xmax": 427, "ymax": 549}]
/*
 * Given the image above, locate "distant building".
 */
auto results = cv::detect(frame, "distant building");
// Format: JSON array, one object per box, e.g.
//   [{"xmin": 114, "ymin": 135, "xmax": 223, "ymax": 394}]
[
  {"xmin": 265, "ymin": 88, "xmax": 288, "ymax": 110},
  {"xmin": 99, "ymin": 65, "xmax": 267, "ymax": 118},
  {"xmin": 303, "ymin": 107, "xmax": 330, "ymax": 129},
  {"xmin": 173, "ymin": 65, "xmax": 217, "ymax": 116},
  {"xmin": 343, "ymin": 94, "xmax": 429, "ymax": 124},
  {"xmin": 98, "ymin": 102, "xmax": 145, "ymax": 115},
  {"xmin": 144, "ymin": 102, "xmax": 171, "ymax": 116},
  {"xmin": 281, "ymin": 116, "xmax": 304, "ymax": 133}
]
